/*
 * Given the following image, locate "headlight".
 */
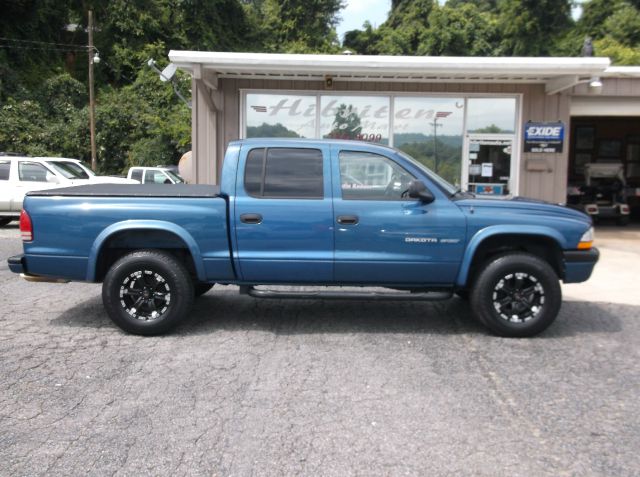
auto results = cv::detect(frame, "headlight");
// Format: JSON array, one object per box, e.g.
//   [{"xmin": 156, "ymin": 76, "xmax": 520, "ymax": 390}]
[{"xmin": 578, "ymin": 227, "xmax": 594, "ymax": 250}]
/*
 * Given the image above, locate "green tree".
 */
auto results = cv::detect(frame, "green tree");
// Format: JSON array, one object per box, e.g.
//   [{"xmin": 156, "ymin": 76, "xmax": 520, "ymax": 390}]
[
  {"xmin": 376, "ymin": 0, "xmax": 435, "ymax": 54},
  {"xmin": 248, "ymin": 0, "xmax": 344, "ymax": 53},
  {"xmin": 498, "ymin": 0, "xmax": 573, "ymax": 56},
  {"xmin": 343, "ymin": 22, "xmax": 382, "ymax": 55},
  {"xmin": 419, "ymin": 3, "xmax": 498, "ymax": 56},
  {"xmin": 605, "ymin": 3, "xmax": 640, "ymax": 46}
]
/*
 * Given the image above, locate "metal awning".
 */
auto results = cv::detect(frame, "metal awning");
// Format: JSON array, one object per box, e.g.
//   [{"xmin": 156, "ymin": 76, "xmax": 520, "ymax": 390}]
[{"xmin": 169, "ymin": 51, "xmax": 614, "ymax": 94}]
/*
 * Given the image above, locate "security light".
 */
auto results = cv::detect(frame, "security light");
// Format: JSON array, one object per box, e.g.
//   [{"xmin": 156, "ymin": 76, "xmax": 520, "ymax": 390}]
[{"xmin": 589, "ymin": 76, "xmax": 602, "ymax": 88}]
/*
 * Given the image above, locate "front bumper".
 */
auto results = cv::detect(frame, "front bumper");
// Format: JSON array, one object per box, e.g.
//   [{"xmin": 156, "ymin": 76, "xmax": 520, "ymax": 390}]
[{"xmin": 563, "ymin": 248, "xmax": 599, "ymax": 283}]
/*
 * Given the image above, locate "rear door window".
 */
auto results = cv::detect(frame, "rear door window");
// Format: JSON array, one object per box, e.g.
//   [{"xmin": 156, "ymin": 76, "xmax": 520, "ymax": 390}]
[
  {"xmin": 18, "ymin": 162, "xmax": 58, "ymax": 183},
  {"xmin": 130, "ymin": 169, "xmax": 143, "ymax": 182},
  {"xmin": 244, "ymin": 147, "xmax": 324, "ymax": 199}
]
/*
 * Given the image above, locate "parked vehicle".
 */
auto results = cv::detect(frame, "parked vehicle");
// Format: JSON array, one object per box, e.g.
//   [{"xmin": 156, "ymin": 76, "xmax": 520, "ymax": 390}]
[
  {"xmin": 0, "ymin": 156, "xmax": 137, "ymax": 226},
  {"xmin": 567, "ymin": 163, "xmax": 630, "ymax": 226},
  {"xmin": 127, "ymin": 166, "xmax": 184, "ymax": 184},
  {"xmin": 8, "ymin": 139, "xmax": 598, "ymax": 337}
]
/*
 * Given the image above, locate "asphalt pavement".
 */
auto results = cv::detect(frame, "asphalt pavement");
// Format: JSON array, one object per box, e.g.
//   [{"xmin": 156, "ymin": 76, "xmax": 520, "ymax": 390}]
[{"xmin": 0, "ymin": 223, "xmax": 639, "ymax": 476}]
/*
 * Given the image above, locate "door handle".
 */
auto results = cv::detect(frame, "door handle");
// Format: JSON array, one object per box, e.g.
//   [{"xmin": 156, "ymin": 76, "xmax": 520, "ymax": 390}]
[
  {"xmin": 240, "ymin": 213, "xmax": 263, "ymax": 224},
  {"xmin": 337, "ymin": 215, "xmax": 359, "ymax": 225}
]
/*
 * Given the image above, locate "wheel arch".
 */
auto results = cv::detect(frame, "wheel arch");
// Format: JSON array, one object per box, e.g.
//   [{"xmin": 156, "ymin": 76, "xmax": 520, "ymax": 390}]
[
  {"xmin": 456, "ymin": 226, "xmax": 566, "ymax": 287},
  {"xmin": 87, "ymin": 220, "xmax": 205, "ymax": 282}
]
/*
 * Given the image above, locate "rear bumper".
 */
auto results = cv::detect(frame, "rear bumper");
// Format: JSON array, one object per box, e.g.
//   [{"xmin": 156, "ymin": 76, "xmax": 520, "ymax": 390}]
[
  {"xmin": 7, "ymin": 254, "xmax": 70, "ymax": 283},
  {"xmin": 563, "ymin": 248, "xmax": 599, "ymax": 283},
  {"xmin": 8, "ymin": 254, "xmax": 25, "ymax": 274}
]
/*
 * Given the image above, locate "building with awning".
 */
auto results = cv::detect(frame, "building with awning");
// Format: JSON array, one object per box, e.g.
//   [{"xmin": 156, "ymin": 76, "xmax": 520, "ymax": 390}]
[{"xmin": 169, "ymin": 51, "xmax": 640, "ymax": 207}]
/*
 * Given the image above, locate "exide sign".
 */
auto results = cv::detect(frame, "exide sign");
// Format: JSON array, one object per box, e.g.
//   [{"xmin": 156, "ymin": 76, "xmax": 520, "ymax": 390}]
[{"xmin": 524, "ymin": 121, "xmax": 564, "ymax": 153}]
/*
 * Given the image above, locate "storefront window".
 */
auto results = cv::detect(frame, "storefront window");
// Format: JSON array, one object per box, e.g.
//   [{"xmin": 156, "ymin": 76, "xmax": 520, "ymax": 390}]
[
  {"xmin": 320, "ymin": 95, "xmax": 390, "ymax": 144},
  {"xmin": 466, "ymin": 98, "xmax": 516, "ymax": 133},
  {"xmin": 393, "ymin": 97, "xmax": 464, "ymax": 185},
  {"xmin": 243, "ymin": 92, "xmax": 518, "ymax": 192},
  {"xmin": 245, "ymin": 93, "xmax": 316, "ymax": 138}
]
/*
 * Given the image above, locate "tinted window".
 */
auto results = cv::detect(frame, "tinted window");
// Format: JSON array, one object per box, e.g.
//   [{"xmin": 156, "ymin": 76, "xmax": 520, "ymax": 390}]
[
  {"xmin": 339, "ymin": 151, "xmax": 415, "ymax": 200},
  {"xmin": 245, "ymin": 148, "xmax": 323, "ymax": 199},
  {"xmin": 244, "ymin": 148, "xmax": 265, "ymax": 196},
  {"xmin": 0, "ymin": 161, "xmax": 9, "ymax": 180},
  {"xmin": 130, "ymin": 169, "xmax": 143, "ymax": 182},
  {"xmin": 18, "ymin": 162, "xmax": 57, "ymax": 183}
]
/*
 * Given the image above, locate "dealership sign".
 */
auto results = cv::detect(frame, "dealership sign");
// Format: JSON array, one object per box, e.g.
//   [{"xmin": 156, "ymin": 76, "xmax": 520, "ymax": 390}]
[{"xmin": 524, "ymin": 121, "xmax": 564, "ymax": 153}]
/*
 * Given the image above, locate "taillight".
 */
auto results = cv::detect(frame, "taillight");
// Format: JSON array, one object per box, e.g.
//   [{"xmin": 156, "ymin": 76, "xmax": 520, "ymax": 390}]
[{"xmin": 19, "ymin": 210, "xmax": 33, "ymax": 241}]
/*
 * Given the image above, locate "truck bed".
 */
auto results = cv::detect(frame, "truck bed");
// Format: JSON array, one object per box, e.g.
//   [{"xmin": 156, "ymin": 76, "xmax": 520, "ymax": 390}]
[
  {"xmin": 21, "ymin": 185, "xmax": 232, "ymax": 283},
  {"xmin": 27, "ymin": 183, "xmax": 221, "ymax": 198}
]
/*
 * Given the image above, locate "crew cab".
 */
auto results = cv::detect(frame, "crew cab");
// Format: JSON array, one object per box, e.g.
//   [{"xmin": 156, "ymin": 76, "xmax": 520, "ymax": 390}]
[
  {"xmin": 0, "ymin": 155, "xmax": 137, "ymax": 226},
  {"xmin": 8, "ymin": 139, "xmax": 599, "ymax": 337}
]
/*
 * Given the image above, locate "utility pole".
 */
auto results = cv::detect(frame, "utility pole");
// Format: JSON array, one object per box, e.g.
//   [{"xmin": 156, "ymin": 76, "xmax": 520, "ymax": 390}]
[
  {"xmin": 88, "ymin": 10, "xmax": 97, "ymax": 171},
  {"xmin": 430, "ymin": 118, "xmax": 443, "ymax": 174},
  {"xmin": 430, "ymin": 111, "xmax": 451, "ymax": 174}
]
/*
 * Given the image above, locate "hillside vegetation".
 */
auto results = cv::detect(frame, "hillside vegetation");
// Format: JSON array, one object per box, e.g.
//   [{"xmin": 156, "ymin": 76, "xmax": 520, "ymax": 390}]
[{"xmin": 0, "ymin": 0, "xmax": 637, "ymax": 173}]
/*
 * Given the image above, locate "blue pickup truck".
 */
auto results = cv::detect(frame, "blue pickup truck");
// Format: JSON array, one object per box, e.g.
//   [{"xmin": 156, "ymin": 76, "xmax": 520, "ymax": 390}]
[{"xmin": 8, "ymin": 139, "xmax": 598, "ymax": 337}]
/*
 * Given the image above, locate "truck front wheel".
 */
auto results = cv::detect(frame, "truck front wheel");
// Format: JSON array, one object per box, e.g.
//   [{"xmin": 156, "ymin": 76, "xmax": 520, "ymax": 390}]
[
  {"xmin": 470, "ymin": 253, "xmax": 562, "ymax": 337},
  {"xmin": 102, "ymin": 250, "xmax": 194, "ymax": 335}
]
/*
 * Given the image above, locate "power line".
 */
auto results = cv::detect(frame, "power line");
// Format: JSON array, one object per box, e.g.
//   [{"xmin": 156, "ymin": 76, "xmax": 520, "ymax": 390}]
[
  {"xmin": 0, "ymin": 36, "xmax": 90, "ymax": 49},
  {"xmin": 0, "ymin": 44, "xmax": 89, "ymax": 52}
]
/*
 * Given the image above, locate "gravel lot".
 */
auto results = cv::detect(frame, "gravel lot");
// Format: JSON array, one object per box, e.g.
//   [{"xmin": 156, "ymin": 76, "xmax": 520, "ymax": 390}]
[{"xmin": 1, "ymin": 223, "xmax": 639, "ymax": 476}]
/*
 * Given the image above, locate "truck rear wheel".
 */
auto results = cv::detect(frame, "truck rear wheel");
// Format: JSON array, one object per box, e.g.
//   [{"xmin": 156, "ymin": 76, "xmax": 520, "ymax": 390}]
[
  {"xmin": 102, "ymin": 250, "xmax": 194, "ymax": 335},
  {"xmin": 470, "ymin": 253, "xmax": 561, "ymax": 337}
]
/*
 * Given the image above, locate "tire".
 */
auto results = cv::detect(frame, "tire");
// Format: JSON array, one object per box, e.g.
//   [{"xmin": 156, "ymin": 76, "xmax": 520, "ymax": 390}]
[
  {"xmin": 0, "ymin": 218, "xmax": 12, "ymax": 227},
  {"xmin": 102, "ymin": 250, "xmax": 194, "ymax": 335},
  {"xmin": 470, "ymin": 253, "xmax": 562, "ymax": 338},
  {"xmin": 194, "ymin": 283, "xmax": 214, "ymax": 297},
  {"xmin": 617, "ymin": 216, "xmax": 629, "ymax": 226}
]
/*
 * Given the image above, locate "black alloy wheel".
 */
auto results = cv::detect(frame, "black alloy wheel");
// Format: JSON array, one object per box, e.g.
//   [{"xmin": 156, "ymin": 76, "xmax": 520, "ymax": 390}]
[
  {"xmin": 119, "ymin": 269, "xmax": 172, "ymax": 321},
  {"xmin": 491, "ymin": 272, "xmax": 545, "ymax": 324},
  {"xmin": 102, "ymin": 250, "xmax": 194, "ymax": 335},
  {"xmin": 470, "ymin": 253, "xmax": 562, "ymax": 337}
]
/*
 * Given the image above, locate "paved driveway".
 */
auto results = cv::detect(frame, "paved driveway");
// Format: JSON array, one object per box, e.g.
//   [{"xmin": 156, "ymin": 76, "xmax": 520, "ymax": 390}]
[{"xmin": 0, "ymin": 224, "xmax": 639, "ymax": 476}]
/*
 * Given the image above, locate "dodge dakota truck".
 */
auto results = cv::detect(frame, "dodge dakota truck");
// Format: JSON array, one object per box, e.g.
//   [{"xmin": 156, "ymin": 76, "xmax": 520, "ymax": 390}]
[{"xmin": 8, "ymin": 139, "xmax": 599, "ymax": 337}]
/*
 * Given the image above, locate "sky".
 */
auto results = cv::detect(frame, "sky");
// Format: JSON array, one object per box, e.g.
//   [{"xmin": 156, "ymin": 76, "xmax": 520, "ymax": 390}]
[
  {"xmin": 336, "ymin": 0, "xmax": 390, "ymax": 41},
  {"xmin": 335, "ymin": 0, "xmax": 584, "ymax": 43}
]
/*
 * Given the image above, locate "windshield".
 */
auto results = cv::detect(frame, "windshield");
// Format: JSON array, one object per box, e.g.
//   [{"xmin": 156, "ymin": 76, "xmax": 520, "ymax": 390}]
[
  {"xmin": 396, "ymin": 150, "xmax": 458, "ymax": 195},
  {"xmin": 76, "ymin": 161, "xmax": 96, "ymax": 176},
  {"xmin": 46, "ymin": 161, "xmax": 90, "ymax": 179},
  {"xmin": 165, "ymin": 170, "xmax": 184, "ymax": 183}
]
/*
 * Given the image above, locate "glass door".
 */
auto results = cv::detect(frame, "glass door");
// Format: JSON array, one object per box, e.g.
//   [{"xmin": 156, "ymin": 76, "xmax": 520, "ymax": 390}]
[{"xmin": 462, "ymin": 134, "xmax": 514, "ymax": 196}]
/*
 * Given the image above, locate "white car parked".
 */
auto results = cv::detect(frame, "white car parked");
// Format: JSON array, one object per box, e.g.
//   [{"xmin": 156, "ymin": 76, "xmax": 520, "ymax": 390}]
[
  {"xmin": 127, "ymin": 166, "xmax": 184, "ymax": 185},
  {"xmin": 0, "ymin": 155, "xmax": 137, "ymax": 226}
]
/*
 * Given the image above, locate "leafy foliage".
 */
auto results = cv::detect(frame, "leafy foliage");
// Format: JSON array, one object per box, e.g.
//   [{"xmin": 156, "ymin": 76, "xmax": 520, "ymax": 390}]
[
  {"xmin": 0, "ymin": 0, "xmax": 346, "ymax": 173},
  {"xmin": 345, "ymin": 0, "xmax": 640, "ymax": 63},
  {"xmin": 1, "ymin": 0, "xmax": 639, "ymax": 174}
]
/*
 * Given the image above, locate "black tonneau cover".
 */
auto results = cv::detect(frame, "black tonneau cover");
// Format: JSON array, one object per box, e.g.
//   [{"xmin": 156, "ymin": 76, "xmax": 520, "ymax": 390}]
[{"xmin": 27, "ymin": 184, "xmax": 221, "ymax": 198}]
